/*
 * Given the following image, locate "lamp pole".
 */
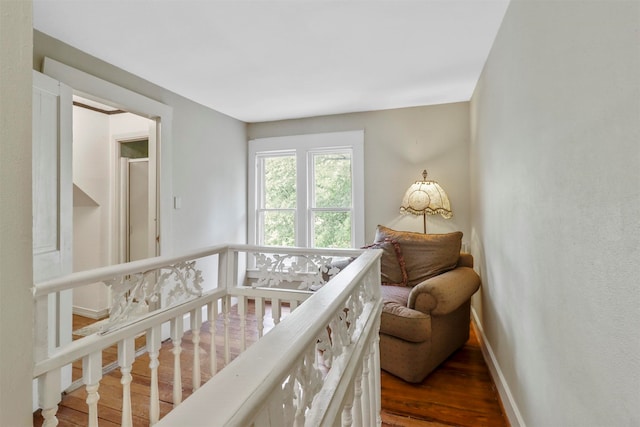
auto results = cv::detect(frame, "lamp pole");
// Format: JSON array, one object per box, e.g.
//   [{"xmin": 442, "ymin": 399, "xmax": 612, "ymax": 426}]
[{"xmin": 423, "ymin": 213, "xmax": 427, "ymax": 234}]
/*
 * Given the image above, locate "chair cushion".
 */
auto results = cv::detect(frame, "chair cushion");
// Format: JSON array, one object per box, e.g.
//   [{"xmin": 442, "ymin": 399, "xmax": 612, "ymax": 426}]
[
  {"xmin": 362, "ymin": 238, "xmax": 407, "ymax": 286},
  {"xmin": 381, "ymin": 283, "xmax": 412, "ymax": 305},
  {"xmin": 321, "ymin": 257, "xmax": 355, "ymax": 283},
  {"xmin": 380, "ymin": 285, "xmax": 430, "ymax": 343},
  {"xmin": 375, "ymin": 225, "xmax": 462, "ymax": 286}
]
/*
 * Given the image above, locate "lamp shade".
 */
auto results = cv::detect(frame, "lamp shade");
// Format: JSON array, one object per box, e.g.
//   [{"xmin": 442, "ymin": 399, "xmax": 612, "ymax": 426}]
[{"xmin": 400, "ymin": 170, "xmax": 452, "ymax": 219}]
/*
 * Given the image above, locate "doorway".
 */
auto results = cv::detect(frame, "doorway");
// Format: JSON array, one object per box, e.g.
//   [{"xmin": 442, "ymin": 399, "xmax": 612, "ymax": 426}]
[
  {"xmin": 71, "ymin": 96, "xmax": 159, "ymax": 319},
  {"xmin": 118, "ymin": 138, "xmax": 156, "ymax": 263}
]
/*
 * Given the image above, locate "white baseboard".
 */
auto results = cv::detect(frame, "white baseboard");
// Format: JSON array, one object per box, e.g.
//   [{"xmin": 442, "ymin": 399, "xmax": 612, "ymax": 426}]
[
  {"xmin": 471, "ymin": 307, "xmax": 526, "ymax": 427},
  {"xmin": 73, "ymin": 305, "xmax": 109, "ymax": 320}
]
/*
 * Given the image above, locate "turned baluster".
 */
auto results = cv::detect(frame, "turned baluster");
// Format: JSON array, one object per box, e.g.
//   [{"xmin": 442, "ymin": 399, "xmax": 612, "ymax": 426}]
[
  {"xmin": 146, "ymin": 325, "xmax": 161, "ymax": 425},
  {"xmin": 118, "ymin": 337, "xmax": 135, "ymax": 427},
  {"xmin": 341, "ymin": 384, "xmax": 355, "ymax": 427},
  {"xmin": 38, "ymin": 369, "xmax": 61, "ymax": 427},
  {"xmin": 362, "ymin": 348, "xmax": 373, "ymax": 426},
  {"xmin": 35, "ymin": 294, "xmax": 60, "ymax": 427},
  {"xmin": 223, "ymin": 295, "xmax": 231, "ymax": 365},
  {"xmin": 170, "ymin": 316, "xmax": 184, "ymax": 405},
  {"xmin": 372, "ymin": 333, "xmax": 382, "ymax": 425},
  {"xmin": 208, "ymin": 300, "xmax": 218, "ymax": 375},
  {"xmin": 255, "ymin": 297, "xmax": 265, "ymax": 338},
  {"xmin": 272, "ymin": 297, "xmax": 281, "ymax": 326},
  {"xmin": 352, "ymin": 367, "xmax": 364, "ymax": 427},
  {"xmin": 83, "ymin": 351, "xmax": 102, "ymax": 427},
  {"xmin": 40, "ymin": 407, "xmax": 59, "ymax": 427},
  {"xmin": 369, "ymin": 337, "xmax": 380, "ymax": 423},
  {"xmin": 190, "ymin": 308, "xmax": 202, "ymax": 390},
  {"xmin": 238, "ymin": 296, "xmax": 247, "ymax": 352}
]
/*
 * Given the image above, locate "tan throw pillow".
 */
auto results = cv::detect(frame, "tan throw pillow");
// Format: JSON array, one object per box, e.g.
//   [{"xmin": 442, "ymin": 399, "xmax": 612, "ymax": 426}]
[
  {"xmin": 374, "ymin": 225, "xmax": 462, "ymax": 286},
  {"xmin": 362, "ymin": 238, "xmax": 407, "ymax": 286}
]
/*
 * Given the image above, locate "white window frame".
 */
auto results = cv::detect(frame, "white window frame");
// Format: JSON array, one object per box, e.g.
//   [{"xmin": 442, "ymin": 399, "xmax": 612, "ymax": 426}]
[
  {"xmin": 248, "ymin": 130, "xmax": 365, "ymax": 248},
  {"xmin": 255, "ymin": 150, "xmax": 297, "ymax": 246}
]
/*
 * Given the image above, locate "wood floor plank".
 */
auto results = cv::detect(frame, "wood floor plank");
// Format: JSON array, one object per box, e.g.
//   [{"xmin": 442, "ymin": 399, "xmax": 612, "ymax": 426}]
[{"xmin": 381, "ymin": 410, "xmax": 452, "ymax": 427}]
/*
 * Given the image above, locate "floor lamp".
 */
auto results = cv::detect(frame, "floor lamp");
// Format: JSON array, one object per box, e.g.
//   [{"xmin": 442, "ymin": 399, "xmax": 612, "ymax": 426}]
[{"xmin": 399, "ymin": 170, "xmax": 453, "ymax": 233}]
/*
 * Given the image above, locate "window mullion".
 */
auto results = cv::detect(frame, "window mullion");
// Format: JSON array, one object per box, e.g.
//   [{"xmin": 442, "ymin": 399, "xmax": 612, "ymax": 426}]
[{"xmin": 295, "ymin": 149, "xmax": 307, "ymax": 247}]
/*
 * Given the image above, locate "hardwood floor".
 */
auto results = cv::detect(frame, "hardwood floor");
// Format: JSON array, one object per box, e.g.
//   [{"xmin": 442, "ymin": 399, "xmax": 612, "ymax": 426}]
[
  {"xmin": 34, "ymin": 309, "xmax": 508, "ymax": 426},
  {"xmin": 380, "ymin": 325, "xmax": 508, "ymax": 427}
]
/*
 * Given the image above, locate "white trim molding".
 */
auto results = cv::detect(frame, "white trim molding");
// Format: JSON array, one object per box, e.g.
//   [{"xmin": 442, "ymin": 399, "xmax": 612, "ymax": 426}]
[
  {"xmin": 41, "ymin": 57, "xmax": 173, "ymax": 257},
  {"xmin": 72, "ymin": 306, "xmax": 109, "ymax": 320},
  {"xmin": 471, "ymin": 306, "xmax": 526, "ymax": 427}
]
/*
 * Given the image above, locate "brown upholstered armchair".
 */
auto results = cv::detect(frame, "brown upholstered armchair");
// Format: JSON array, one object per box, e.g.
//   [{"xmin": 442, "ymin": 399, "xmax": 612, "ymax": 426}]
[{"xmin": 370, "ymin": 226, "xmax": 481, "ymax": 383}]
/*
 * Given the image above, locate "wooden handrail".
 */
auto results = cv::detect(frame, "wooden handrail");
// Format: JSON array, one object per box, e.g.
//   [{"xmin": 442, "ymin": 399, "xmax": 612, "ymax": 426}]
[
  {"xmin": 33, "ymin": 244, "xmax": 229, "ymax": 296},
  {"xmin": 33, "ymin": 244, "xmax": 363, "ymax": 296}
]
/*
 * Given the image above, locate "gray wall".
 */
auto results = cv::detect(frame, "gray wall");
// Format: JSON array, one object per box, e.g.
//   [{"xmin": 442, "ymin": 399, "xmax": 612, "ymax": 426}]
[
  {"xmin": 470, "ymin": 1, "xmax": 640, "ymax": 425},
  {"xmin": 0, "ymin": 1, "xmax": 34, "ymax": 425},
  {"xmin": 33, "ymin": 31, "xmax": 248, "ymax": 253},
  {"xmin": 249, "ymin": 103, "xmax": 471, "ymax": 244}
]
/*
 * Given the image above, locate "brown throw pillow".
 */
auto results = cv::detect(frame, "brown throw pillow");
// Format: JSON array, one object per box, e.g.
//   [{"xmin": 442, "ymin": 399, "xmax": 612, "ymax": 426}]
[
  {"xmin": 374, "ymin": 225, "xmax": 462, "ymax": 286},
  {"xmin": 362, "ymin": 238, "xmax": 407, "ymax": 286}
]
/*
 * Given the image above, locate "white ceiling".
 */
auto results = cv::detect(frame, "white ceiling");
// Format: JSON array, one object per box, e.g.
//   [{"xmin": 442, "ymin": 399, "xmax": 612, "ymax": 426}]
[{"xmin": 33, "ymin": 0, "xmax": 510, "ymax": 123}]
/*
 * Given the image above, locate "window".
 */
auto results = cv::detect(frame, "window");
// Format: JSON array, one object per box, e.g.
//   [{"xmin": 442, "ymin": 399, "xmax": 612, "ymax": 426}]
[
  {"xmin": 249, "ymin": 131, "xmax": 364, "ymax": 248},
  {"xmin": 257, "ymin": 153, "xmax": 297, "ymax": 247}
]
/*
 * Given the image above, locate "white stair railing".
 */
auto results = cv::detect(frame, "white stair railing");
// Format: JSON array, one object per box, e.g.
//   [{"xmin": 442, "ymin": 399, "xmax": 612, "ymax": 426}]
[
  {"xmin": 157, "ymin": 248, "xmax": 383, "ymax": 427},
  {"xmin": 32, "ymin": 244, "xmax": 381, "ymax": 427}
]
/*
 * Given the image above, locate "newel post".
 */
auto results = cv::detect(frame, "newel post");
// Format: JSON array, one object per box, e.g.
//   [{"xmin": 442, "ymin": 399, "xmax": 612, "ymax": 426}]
[{"xmin": 218, "ymin": 246, "xmax": 239, "ymax": 292}]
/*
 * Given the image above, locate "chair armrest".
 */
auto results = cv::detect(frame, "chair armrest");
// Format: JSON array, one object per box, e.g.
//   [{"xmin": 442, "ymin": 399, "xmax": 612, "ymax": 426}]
[
  {"xmin": 457, "ymin": 253, "xmax": 474, "ymax": 268},
  {"xmin": 408, "ymin": 267, "xmax": 480, "ymax": 316}
]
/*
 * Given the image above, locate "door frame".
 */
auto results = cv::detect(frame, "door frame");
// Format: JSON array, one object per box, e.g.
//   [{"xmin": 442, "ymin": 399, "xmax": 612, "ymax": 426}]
[
  {"xmin": 32, "ymin": 71, "xmax": 74, "ymax": 401},
  {"xmin": 42, "ymin": 57, "xmax": 173, "ymax": 257}
]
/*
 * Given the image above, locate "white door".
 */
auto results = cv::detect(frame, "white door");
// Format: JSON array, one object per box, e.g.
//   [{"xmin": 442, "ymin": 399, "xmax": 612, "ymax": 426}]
[
  {"xmin": 32, "ymin": 71, "xmax": 73, "ymax": 391},
  {"xmin": 128, "ymin": 158, "xmax": 150, "ymax": 262},
  {"xmin": 117, "ymin": 130, "xmax": 158, "ymax": 264}
]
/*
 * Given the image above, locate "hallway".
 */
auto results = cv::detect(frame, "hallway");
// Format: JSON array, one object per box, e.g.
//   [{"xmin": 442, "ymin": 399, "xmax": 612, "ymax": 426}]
[{"xmin": 34, "ymin": 309, "xmax": 507, "ymax": 426}]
